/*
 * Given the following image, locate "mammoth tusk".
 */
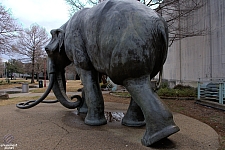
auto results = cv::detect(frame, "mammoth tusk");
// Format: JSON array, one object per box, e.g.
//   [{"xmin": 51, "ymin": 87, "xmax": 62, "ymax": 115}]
[
  {"xmin": 17, "ymin": 57, "xmax": 82, "ymax": 109},
  {"xmin": 16, "ymin": 73, "xmax": 56, "ymax": 109},
  {"xmin": 16, "ymin": 72, "xmax": 82, "ymax": 109},
  {"xmin": 52, "ymin": 71, "xmax": 82, "ymax": 109}
]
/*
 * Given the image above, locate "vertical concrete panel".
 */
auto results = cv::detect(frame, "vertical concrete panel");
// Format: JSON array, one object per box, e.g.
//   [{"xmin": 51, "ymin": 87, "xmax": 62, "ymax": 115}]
[
  {"xmin": 164, "ymin": 0, "xmax": 225, "ymax": 82},
  {"xmin": 163, "ymin": 0, "xmax": 225, "ymax": 84},
  {"xmin": 165, "ymin": 1, "xmax": 206, "ymax": 81},
  {"xmin": 209, "ymin": 0, "xmax": 224, "ymax": 78},
  {"xmin": 222, "ymin": 26, "xmax": 225, "ymax": 55},
  {"xmin": 164, "ymin": 40, "xmax": 181, "ymax": 81}
]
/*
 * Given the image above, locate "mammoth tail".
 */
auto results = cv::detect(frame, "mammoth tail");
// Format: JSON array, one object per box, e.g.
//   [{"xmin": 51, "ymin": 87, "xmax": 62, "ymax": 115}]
[
  {"xmin": 155, "ymin": 67, "xmax": 163, "ymax": 91},
  {"xmin": 151, "ymin": 18, "xmax": 168, "ymax": 90}
]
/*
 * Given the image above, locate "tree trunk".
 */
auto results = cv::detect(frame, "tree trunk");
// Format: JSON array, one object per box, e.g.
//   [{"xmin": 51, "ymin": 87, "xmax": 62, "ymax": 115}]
[
  {"xmin": 31, "ymin": 47, "xmax": 35, "ymax": 83},
  {"xmin": 36, "ymin": 73, "xmax": 39, "ymax": 82},
  {"xmin": 10, "ymin": 71, "xmax": 13, "ymax": 80},
  {"xmin": 31, "ymin": 69, "xmax": 35, "ymax": 83}
]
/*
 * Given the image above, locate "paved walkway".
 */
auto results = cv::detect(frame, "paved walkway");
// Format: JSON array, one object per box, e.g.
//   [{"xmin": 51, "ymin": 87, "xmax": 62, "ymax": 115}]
[
  {"xmin": 0, "ymin": 87, "xmax": 109, "ymax": 98},
  {"xmin": 0, "ymin": 91, "xmax": 220, "ymax": 150}
]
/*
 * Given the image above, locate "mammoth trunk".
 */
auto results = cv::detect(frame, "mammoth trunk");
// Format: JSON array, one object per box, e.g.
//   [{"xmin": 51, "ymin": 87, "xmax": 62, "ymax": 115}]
[{"xmin": 48, "ymin": 58, "xmax": 82, "ymax": 109}]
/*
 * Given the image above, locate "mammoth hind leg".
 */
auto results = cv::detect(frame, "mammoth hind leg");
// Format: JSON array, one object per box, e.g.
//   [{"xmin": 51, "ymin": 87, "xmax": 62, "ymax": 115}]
[{"xmin": 123, "ymin": 75, "xmax": 180, "ymax": 147}]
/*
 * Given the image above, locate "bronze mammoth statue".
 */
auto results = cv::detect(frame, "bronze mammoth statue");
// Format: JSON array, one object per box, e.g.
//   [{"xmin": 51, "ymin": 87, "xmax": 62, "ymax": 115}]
[{"xmin": 17, "ymin": 0, "xmax": 179, "ymax": 146}]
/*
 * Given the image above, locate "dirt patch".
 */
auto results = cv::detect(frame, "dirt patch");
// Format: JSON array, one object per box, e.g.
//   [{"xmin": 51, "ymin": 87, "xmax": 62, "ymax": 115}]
[
  {"xmin": 163, "ymin": 99, "xmax": 225, "ymax": 150},
  {"xmin": 103, "ymin": 94, "xmax": 130, "ymax": 104}
]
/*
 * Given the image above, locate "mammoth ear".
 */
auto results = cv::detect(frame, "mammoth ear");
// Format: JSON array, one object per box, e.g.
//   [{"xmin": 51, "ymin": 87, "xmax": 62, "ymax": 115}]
[{"xmin": 55, "ymin": 29, "xmax": 65, "ymax": 52}]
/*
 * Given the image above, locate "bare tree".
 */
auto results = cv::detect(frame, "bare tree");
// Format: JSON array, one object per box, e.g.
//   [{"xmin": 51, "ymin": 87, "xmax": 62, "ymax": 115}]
[
  {"xmin": 35, "ymin": 57, "xmax": 47, "ymax": 81},
  {"xmin": 65, "ymin": 0, "xmax": 98, "ymax": 16},
  {"xmin": 0, "ymin": 4, "xmax": 21, "ymax": 54},
  {"xmin": 5, "ymin": 59, "xmax": 24, "ymax": 79},
  {"xmin": 23, "ymin": 62, "xmax": 32, "ymax": 77},
  {"xmin": 155, "ymin": 0, "xmax": 206, "ymax": 46},
  {"xmin": 65, "ymin": 63, "xmax": 78, "ymax": 80},
  {"xmin": 65, "ymin": 0, "xmax": 206, "ymax": 46},
  {"xmin": 12, "ymin": 24, "xmax": 49, "ymax": 83},
  {"xmin": 0, "ymin": 58, "xmax": 4, "ymax": 77}
]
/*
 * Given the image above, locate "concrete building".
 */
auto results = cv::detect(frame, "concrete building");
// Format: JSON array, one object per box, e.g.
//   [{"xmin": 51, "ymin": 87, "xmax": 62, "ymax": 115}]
[{"xmin": 163, "ymin": 0, "xmax": 225, "ymax": 86}]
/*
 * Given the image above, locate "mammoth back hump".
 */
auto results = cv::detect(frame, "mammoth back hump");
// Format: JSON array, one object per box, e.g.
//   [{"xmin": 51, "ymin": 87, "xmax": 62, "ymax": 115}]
[{"xmin": 69, "ymin": 0, "xmax": 168, "ymax": 84}]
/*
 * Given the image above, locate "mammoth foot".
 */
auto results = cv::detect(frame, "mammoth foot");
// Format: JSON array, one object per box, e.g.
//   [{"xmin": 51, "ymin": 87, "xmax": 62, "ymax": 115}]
[
  {"xmin": 122, "ymin": 119, "xmax": 146, "ymax": 127},
  {"xmin": 85, "ymin": 118, "xmax": 107, "ymax": 126},
  {"xmin": 141, "ymin": 125, "xmax": 180, "ymax": 147},
  {"xmin": 122, "ymin": 97, "xmax": 145, "ymax": 127},
  {"xmin": 85, "ymin": 114, "xmax": 107, "ymax": 126}
]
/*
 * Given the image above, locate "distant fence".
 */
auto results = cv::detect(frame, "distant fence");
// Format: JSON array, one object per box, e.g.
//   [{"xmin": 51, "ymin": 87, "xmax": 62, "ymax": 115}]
[{"xmin": 197, "ymin": 78, "xmax": 225, "ymax": 105}]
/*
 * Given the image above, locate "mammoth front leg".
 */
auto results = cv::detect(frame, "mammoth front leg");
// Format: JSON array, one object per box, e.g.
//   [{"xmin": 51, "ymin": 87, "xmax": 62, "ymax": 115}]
[
  {"xmin": 123, "ymin": 75, "xmax": 180, "ymax": 146},
  {"xmin": 79, "ymin": 68, "xmax": 107, "ymax": 126}
]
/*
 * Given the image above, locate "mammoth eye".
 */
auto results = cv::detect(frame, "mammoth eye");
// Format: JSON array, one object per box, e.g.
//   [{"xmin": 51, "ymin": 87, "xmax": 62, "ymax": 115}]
[{"xmin": 50, "ymin": 29, "xmax": 58, "ymax": 37}]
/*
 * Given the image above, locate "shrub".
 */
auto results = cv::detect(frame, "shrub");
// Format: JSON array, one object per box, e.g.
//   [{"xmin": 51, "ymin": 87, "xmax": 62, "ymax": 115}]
[{"xmin": 157, "ymin": 86, "xmax": 197, "ymax": 97}]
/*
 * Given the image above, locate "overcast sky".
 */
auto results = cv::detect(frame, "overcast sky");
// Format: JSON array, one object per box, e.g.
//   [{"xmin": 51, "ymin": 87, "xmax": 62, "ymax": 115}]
[
  {"xmin": 1, "ymin": 0, "xmax": 72, "ymax": 33},
  {"xmin": 0, "ymin": 0, "xmax": 82, "ymax": 61},
  {"xmin": 0, "ymin": 0, "xmax": 156, "ymax": 61}
]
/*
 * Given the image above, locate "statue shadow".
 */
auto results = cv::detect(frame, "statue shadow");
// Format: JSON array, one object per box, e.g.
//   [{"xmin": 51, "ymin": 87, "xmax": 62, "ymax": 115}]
[
  {"xmin": 62, "ymin": 110, "xmax": 126, "ymax": 130},
  {"xmin": 62, "ymin": 111, "xmax": 176, "ymax": 149},
  {"xmin": 150, "ymin": 138, "xmax": 176, "ymax": 149}
]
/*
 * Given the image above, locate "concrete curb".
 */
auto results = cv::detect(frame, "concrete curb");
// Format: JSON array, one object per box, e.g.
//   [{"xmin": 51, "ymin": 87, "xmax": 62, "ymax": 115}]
[{"xmin": 196, "ymin": 99, "xmax": 225, "ymax": 111}]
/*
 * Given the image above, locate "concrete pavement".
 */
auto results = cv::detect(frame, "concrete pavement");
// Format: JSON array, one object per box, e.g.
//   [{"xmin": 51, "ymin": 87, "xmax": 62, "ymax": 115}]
[{"xmin": 0, "ymin": 94, "xmax": 220, "ymax": 150}]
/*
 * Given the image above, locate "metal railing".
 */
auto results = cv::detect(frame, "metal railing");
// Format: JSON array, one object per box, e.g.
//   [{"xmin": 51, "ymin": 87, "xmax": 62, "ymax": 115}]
[{"xmin": 197, "ymin": 78, "xmax": 225, "ymax": 105}]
